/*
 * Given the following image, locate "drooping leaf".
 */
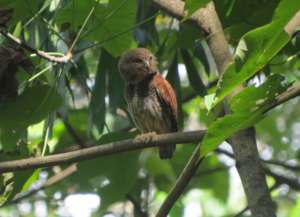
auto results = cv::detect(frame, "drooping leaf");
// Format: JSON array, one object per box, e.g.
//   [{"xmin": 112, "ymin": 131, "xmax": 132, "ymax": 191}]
[
  {"xmin": 89, "ymin": 50, "xmax": 107, "ymax": 134},
  {"xmin": 193, "ymin": 42, "xmax": 210, "ymax": 75},
  {"xmin": 214, "ymin": 0, "xmax": 300, "ymax": 106},
  {"xmin": 0, "ymin": 85, "xmax": 62, "ymax": 150},
  {"xmin": 166, "ymin": 52, "xmax": 183, "ymax": 129},
  {"xmin": 181, "ymin": 49, "xmax": 206, "ymax": 96},
  {"xmin": 107, "ymin": 52, "xmax": 124, "ymax": 110},
  {"xmin": 177, "ymin": 23, "xmax": 202, "ymax": 48}
]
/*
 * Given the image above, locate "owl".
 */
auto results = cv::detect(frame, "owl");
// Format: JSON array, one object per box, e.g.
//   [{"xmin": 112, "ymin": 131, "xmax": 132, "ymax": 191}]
[{"xmin": 118, "ymin": 48, "xmax": 177, "ymax": 159}]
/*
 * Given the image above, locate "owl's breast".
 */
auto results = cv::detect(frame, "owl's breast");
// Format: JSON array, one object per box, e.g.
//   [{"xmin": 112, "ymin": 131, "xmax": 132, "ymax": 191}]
[{"xmin": 128, "ymin": 91, "xmax": 167, "ymax": 133}]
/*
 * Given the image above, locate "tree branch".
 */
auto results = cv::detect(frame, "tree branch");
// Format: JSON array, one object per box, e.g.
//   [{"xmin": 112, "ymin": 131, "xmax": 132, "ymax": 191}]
[
  {"xmin": 0, "ymin": 130, "xmax": 205, "ymax": 173},
  {"xmin": 0, "ymin": 29, "xmax": 72, "ymax": 63},
  {"xmin": 8, "ymin": 164, "xmax": 77, "ymax": 205},
  {"xmin": 155, "ymin": 144, "xmax": 203, "ymax": 217}
]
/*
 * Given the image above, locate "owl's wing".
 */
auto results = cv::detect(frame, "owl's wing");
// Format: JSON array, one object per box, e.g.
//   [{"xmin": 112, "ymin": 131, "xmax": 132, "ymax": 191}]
[{"xmin": 153, "ymin": 73, "xmax": 178, "ymax": 132}]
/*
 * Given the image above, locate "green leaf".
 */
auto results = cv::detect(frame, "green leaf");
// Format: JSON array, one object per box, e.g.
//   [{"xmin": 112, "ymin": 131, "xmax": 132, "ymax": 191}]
[
  {"xmin": 201, "ymin": 75, "xmax": 291, "ymax": 155},
  {"xmin": 193, "ymin": 42, "xmax": 210, "ymax": 75},
  {"xmin": 0, "ymin": 85, "xmax": 62, "ymax": 150},
  {"xmin": 184, "ymin": 0, "xmax": 211, "ymax": 18},
  {"xmin": 89, "ymin": 50, "xmax": 107, "ymax": 134},
  {"xmin": 181, "ymin": 49, "xmax": 207, "ymax": 96},
  {"xmin": 193, "ymin": 155, "xmax": 229, "ymax": 202},
  {"xmin": 77, "ymin": 150, "xmax": 140, "ymax": 211},
  {"xmin": 0, "ymin": 0, "xmax": 42, "ymax": 25},
  {"xmin": 229, "ymin": 75, "xmax": 291, "ymax": 113},
  {"xmin": 166, "ymin": 53, "xmax": 183, "ymax": 129},
  {"xmin": 0, "ymin": 170, "xmax": 35, "ymax": 206},
  {"xmin": 214, "ymin": 0, "xmax": 300, "ymax": 106},
  {"xmin": 177, "ymin": 23, "xmax": 202, "ymax": 48},
  {"xmin": 107, "ymin": 53, "xmax": 124, "ymax": 110},
  {"xmin": 289, "ymin": 198, "xmax": 300, "ymax": 217},
  {"xmin": 56, "ymin": 0, "xmax": 137, "ymax": 56},
  {"xmin": 204, "ymin": 93, "xmax": 216, "ymax": 112}
]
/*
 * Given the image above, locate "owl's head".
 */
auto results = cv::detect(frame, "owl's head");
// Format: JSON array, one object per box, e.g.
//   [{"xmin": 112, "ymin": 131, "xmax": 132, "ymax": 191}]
[{"xmin": 118, "ymin": 48, "xmax": 158, "ymax": 84}]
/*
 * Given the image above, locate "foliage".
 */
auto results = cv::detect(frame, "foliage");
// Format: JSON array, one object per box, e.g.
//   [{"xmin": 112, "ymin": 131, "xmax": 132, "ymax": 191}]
[{"xmin": 0, "ymin": 0, "xmax": 299, "ymax": 216}]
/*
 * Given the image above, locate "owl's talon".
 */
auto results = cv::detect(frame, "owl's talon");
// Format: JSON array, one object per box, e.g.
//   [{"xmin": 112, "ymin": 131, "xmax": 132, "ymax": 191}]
[{"xmin": 134, "ymin": 132, "xmax": 157, "ymax": 143}]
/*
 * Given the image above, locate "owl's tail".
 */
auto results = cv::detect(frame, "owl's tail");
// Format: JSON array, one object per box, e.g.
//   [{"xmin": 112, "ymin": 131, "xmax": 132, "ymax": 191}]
[{"xmin": 159, "ymin": 144, "xmax": 176, "ymax": 159}]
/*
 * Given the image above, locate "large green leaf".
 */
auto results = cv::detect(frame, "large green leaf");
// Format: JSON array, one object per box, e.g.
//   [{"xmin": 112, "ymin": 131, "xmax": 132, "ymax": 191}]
[
  {"xmin": 192, "ymin": 155, "xmax": 229, "ymax": 202},
  {"xmin": 0, "ymin": 85, "xmax": 62, "ymax": 128},
  {"xmin": 0, "ymin": 0, "xmax": 42, "ymax": 25},
  {"xmin": 214, "ymin": 0, "xmax": 300, "ymax": 106},
  {"xmin": 166, "ymin": 53, "xmax": 183, "ymax": 129},
  {"xmin": 0, "ymin": 85, "xmax": 62, "ymax": 150},
  {"xmin": 181, "ymin": 49, "xmax": 206, "ymax": 96},
  {"xmin": 56, "ymin": 0, "xmax": 137, "ymax": 56},
  {"xmin": 201, "ymin": 75, "xmax": 291, "ymax": 155},
  {"xmin": 89, "ymin": 50, "xmax": 107, "ymax": 134}
]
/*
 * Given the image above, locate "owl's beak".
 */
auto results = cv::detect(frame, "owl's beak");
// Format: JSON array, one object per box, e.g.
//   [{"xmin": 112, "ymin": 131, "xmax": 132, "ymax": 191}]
[{"xmin": 144, "ymin": 60, "xmax": 150, "ymax": 68}]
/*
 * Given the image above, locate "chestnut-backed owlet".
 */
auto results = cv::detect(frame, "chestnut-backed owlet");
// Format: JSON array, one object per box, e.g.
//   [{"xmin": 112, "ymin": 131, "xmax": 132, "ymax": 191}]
[{"xmin": 118, "ymin": 48, "xmax": 178, "ymax": 159}]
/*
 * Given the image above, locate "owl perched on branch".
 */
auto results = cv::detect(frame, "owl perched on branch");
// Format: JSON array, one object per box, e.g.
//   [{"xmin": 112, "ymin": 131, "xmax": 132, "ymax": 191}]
[{"xmin": 118, "ymin": 48, "xmax": 178, "ymax": 159}]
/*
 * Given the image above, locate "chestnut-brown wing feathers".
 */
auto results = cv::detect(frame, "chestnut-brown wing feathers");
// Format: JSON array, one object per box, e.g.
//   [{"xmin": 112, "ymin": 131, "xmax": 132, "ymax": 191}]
[
  {"xmin": 152, "ymin": 74, "xmax": 178, "ymax": 132},
  {"xmin": 152, "ymin": 74, "xmax": 177, "ymax": 159}
]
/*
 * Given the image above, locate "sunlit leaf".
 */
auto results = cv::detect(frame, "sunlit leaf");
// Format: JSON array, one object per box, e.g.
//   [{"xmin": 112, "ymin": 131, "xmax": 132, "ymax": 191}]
[
  {"xmin": 202, "ymin": 75, "xmax": 292, "ymax": 155},
  {"xmin": 214, "ymin": 0, "xmax": 300, "ymax": 106}
]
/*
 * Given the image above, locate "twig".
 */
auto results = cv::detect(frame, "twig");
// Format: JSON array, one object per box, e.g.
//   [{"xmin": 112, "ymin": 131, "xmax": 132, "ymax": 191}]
[
  {"xmin": 217, "ymin": 147, "xmax": 300, "ymax": 173},
  {"xmin": 155, "ymin": 143, "xmax": 203, "ymax": 217},
  {"xmin": 0, "ymin": 29, "xmax": 72, "ymax": 63},
  {"xmin": 217, "ymin": 148, "xmax": 300, "ymax": 190},
  {"xmin": 8, "ymin": 164, "xmax": 77, "ymax": 205}
]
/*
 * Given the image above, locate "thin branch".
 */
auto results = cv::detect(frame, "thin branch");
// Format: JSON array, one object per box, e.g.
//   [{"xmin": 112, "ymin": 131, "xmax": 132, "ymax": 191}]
[
  {"xmin": 217, "ymin": 148, "xmax": 300, "ymax": 190},
  {"xmin": 155, "ymin": 144, "xmax": 203, "ymax": 217},
  {"xmin": 9, "ymin": 164, "xmax": 77, "ymax": 205},
  {"xmin": 265, "ymin": 168, "xmax": 300, "ymax": 191},
  {"xmin": 0, "ymin": 130, "xmax": 205, "ymax": 173},
  {"xmin": 0, "ymin": 29, "xmax": 72, "ymax": 63}
]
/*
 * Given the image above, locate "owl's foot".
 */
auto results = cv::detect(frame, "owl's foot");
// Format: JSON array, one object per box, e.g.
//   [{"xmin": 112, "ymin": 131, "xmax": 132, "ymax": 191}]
[{"xmin": 134, "ymin": 132, "xmax": 157, "ymax": 143}]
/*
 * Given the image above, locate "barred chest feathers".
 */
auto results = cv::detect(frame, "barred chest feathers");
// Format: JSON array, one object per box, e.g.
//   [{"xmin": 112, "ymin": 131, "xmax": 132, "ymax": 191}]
[
  {"xmin": 125, "ymin": 76, "xmax": 172, "ymax": 134},
  {"xmin": 128, "ymin": 87, "xmax": 166, "ymax": 133}
]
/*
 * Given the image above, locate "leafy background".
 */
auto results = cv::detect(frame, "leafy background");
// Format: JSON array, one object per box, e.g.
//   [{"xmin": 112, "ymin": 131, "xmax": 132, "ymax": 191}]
[{"xmin": 0, "ymin": 0, "xmax": 300, "ymax": 216}]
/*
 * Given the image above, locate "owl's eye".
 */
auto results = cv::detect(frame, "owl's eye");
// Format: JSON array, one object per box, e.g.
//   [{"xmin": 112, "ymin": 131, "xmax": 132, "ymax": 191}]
[{"xmin": 133, "ymin": 58, "xmax": 143, "ymax": 63}]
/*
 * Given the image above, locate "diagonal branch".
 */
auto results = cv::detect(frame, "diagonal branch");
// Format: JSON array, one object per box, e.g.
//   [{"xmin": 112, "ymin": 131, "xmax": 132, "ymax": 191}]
[
  {"xmin": 156, "ymin": 143, "xmax": 203, "ymax": 217},
  {"xmin": 0, "ymin": 29, "xmax": 72, "ymax": 63},
  {"xmin": 8, "ymin": 164, "xmax": 77, "ymax": 205}
]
